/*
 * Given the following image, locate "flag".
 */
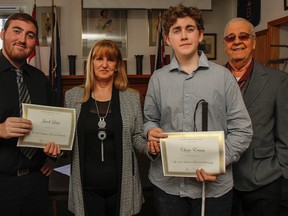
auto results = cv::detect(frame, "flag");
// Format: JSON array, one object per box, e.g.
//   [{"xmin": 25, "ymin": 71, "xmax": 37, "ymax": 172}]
[
  {"xmin": 155, "ymin": 12, "xmax": 165, "ymax": 70},
  {"xmin": 49, "ymin": 5, "xmax": 62, "ymax": 106},
  {"xmin": 237, "ymin": 0, "xmax": 261, "ymax": 27},
  {"xmin": 27, "ymin": 4, "xmax": 41, "ymax": 69}
]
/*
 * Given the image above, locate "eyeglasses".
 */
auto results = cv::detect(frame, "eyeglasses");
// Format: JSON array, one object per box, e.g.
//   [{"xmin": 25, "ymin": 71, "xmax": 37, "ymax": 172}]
[{"xmin": 224, "ymin": 32, "xmax": 255, "ymax": 43}]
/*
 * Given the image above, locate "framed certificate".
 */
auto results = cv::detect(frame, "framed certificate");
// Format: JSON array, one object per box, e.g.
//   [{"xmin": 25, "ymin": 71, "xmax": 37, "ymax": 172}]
[
  {"xmin": 160, "ymin": 131, "xmax": 225, "ymax": 177},
  {"xmin": 17, "ymin": 104, "xmax": 76, "ymax": 150}
]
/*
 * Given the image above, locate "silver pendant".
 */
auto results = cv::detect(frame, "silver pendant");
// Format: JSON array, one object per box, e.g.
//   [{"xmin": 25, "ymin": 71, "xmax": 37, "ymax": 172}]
[
  {"xmin": 98, "ymin": 130, "xmax": 107, "ymax": 141},
  {"xmin": 98, "ymin": 118, "xmax": 106, "ymax": 128}
]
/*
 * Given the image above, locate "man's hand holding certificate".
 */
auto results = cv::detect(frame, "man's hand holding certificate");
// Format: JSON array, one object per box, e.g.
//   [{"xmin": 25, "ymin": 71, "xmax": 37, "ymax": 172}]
[
  {"xmin": 17, "ymin": 104, "xmax": 76, "ymax": 150},
  {"xmin": 160, "ymin": 131, "xmax": 225, "ymax": 177}
]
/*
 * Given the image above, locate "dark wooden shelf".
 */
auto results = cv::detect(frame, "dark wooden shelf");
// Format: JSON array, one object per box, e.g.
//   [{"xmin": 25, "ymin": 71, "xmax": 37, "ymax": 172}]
[{"xmin": 61, "ymin": 74, "xmax": 151, "ymax": 106}]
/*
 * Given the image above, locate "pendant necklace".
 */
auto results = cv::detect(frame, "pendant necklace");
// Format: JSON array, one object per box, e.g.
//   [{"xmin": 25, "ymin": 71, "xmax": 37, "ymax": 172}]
[{"xmin": 94, "ymin": 93, "xmax": 111, "ymax": 162}]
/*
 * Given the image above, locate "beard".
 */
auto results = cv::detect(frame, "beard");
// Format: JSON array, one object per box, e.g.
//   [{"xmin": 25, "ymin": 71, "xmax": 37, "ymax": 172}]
[{"xmin": 3, "ymin": 41, "xmax": 33, "ymax": 65}]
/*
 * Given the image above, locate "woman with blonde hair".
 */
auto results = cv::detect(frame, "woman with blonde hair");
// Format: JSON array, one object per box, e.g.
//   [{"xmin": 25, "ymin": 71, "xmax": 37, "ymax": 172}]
[{"xmin": 65, "ymin": 39, "xmax": 149, "ymax": 216}]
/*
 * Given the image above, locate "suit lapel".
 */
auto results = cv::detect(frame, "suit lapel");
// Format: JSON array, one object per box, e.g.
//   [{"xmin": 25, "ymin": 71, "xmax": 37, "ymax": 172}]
[{"xmin": 244, "ymin": 62, "xmax": 270, "ymax": 108}]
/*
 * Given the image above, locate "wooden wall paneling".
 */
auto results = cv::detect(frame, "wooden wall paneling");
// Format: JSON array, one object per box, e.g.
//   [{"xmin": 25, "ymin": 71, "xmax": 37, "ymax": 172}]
[
  {"xmin": 61, "ymin": 75, "xmax": 151, "ymax": 107},
  {"xmin": 255, "ymin": 16, "xmax": 288, "ymax": 70},
  {"xmin": 62, "ymin": 75, "xmax": 85, "ymax": 93},
  {"xmin": 268, "ymin": 16, "xmax": 288, "ymax": 26},
  {"xmin": 267, "ymin": 23, "xmax": 280, "ymax": 69},
  {"xmin": 266, "ymin": 16, "xmax": 288, "ymax": 69},
  {"xmin": 61, "ymin": 75, "xmax": 85, "ymax": 105},
  {"xmin": 254, "ymin": 29, "xmax": 268, "ymax": 65},
  {"xmin": 127, "ymin": 75, "xmax": 150, "ymax": 106}
]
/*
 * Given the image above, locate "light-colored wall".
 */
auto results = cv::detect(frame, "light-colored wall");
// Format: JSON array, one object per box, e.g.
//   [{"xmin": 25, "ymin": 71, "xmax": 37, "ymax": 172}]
[
  {"xmin": 30, "ymin": 0, "xmax": 82, "ymax": 76},
  {"xmin": 2, "ymin": 0, "xmax": 287, "ymax": 74},
  {"xmin": 255, "ymin": 0, "xmax": 288, "ymax": 32},
  {"xmin": 202, "ymin": 0, "xmax": 237, "ymax": 65},
  {"xmin": 127, "ymin": 0, "xmax": 237, "ymax": 71},
  {"xmin": 1, "ymin": 0, "xmax": 82, "ymax": 75}
]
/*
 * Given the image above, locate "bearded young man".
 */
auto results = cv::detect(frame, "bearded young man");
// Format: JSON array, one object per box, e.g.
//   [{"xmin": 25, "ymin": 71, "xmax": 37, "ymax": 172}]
[{"xmin": 0, "ymin": 13, "xmax": 61, "ymax": 216}]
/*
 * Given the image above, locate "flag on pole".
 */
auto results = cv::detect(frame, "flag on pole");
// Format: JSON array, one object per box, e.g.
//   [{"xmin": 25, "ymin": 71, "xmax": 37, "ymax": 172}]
[
  {"xmin": 27, "ymin": 3, "xmax": 41, "ymax": 70},
  {"xmin": 49, "ymin": 5, "xmax": 62, "ymax": 106},
  {"xmin": 154, "ymin": 12, "xmax": 165, "ymax": 70}
]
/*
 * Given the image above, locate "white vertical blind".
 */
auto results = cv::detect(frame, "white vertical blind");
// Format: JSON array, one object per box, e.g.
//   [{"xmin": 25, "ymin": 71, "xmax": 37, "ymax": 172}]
[{"xmin": 83, "ymin": 0, "xmax": 212, "ymax": 10}]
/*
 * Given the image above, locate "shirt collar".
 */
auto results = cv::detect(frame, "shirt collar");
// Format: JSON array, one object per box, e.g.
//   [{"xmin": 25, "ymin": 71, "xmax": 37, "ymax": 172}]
[
  {"xmin": 168, "ymin": 50, "xmax": 210, "ymax": 73},
  {"xmin": 226, "ymin": 59, "xmax": 254, "ymax": 82},
  {"xmin": 0, "ymin": 49, "xmax": 29, "ymax": 75},
  {"xmin": 0, "ymin": 50, "xmax": 12, "ymax": 73}
]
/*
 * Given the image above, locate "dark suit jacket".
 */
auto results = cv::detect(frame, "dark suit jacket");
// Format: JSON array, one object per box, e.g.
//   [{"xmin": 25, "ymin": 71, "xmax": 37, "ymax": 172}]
[
  {"xmin": 233, "ymin": 61, "xmax": 288, "ymax": 191},
  {"xmin": 0, "ymin": 51, "xmax": 53, "ymax": 173}
]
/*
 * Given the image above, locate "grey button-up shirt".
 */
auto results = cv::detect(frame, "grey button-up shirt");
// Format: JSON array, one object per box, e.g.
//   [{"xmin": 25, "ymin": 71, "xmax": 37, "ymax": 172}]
[{"xmin": 143, "ymin": 52, "xmax": 252, "ymax": 198}]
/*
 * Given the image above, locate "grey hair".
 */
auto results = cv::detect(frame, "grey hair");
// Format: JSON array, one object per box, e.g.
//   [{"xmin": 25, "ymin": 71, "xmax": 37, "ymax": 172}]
[{"xmin": 224, "ymin": 17, "xmax": 255, "ymax": 36}]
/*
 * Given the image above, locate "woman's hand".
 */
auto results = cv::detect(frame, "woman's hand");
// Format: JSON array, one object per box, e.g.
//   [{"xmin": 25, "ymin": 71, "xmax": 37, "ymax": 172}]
[
  {"xmin": 147, "ymin": 128, "xmax": 168, "ymax": 155},
  {"xmin": 43, "ymin": 141, "xmax": 62, "ymax": 158},
  {"xmin": 195, "ymin": 168, "xmax": 217, "ymax": 182},
  {"xmin": 148, "ymin": 140, "xmax": 160, "ymax": 155},
  {"xmin": 147, "ymin": 127, "xmax": 168, "ymax": 142}
]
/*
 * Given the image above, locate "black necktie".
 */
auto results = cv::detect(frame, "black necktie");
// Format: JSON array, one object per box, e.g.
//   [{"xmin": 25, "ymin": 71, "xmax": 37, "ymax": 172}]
[{"xmin": 15, "ymin": 69, "xmax": 37, "ymax": 159}]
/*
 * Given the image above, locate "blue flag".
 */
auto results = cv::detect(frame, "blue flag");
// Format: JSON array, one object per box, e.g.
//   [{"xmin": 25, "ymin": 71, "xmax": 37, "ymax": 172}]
[{"xmin": 49, "ymin": 6, "xmax": 62, "ymax": 106}]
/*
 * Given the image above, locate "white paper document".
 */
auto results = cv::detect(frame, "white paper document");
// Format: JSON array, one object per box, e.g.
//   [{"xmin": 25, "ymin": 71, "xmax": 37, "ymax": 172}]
[
  {"xmin": 17, "ymin": 103, "xmax": 76, "ymax": 150},
  {"xmin": 160, "ymin": 131, "xmax": 225, "ymax": 177},
  {"xmin": 54, "ymin": 164, "xmax": 71, "ymax": 176}
]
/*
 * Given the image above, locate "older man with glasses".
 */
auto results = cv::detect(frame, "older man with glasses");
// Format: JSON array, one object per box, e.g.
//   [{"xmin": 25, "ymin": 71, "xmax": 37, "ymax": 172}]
[{"xmin": 223, "ymin": 17, "xmax": 288, "ymax": 216}]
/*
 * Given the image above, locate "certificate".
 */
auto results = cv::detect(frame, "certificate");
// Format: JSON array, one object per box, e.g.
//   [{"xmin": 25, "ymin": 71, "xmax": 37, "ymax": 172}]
[
  {"xmin": 17, "ymin": 103, "xmax": 76, "ymax": 150},
  {"xmin": 160, "ymin": 131, "xmax": 225, "ymax": 177}
]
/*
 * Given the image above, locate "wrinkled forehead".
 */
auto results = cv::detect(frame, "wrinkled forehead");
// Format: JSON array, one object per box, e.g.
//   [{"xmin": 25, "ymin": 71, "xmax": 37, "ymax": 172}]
[{"xmin": 225, "ymin": 20, "xmax": 252, "ymax": 35}]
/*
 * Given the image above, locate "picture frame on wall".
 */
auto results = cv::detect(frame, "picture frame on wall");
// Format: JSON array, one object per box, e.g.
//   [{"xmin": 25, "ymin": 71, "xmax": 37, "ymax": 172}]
[
  {"xmin": 148, "ymin": 9, "xmax": 166, "ymax": 46},
  {"xmin": 36, "ymin": 6, "xmax": 60, "ymax": 46},
  {"xmin": 198, "ymin": 33, "xmax": 217, "ymax": 60},
  {"xmin": 285, "ymin": 0, "xmax": 288, "ymax": 10},
  {"xmin": 82, "ymin": 9, "xmax": 127, "ymax": 58}
]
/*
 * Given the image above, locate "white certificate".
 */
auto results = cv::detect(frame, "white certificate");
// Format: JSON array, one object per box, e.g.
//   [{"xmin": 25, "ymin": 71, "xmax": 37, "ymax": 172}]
[
  {"xmin": 160, "ymin": 131, "xmax": 225, "ymax": 177},
  {"xmin": 17, "ymin": 103, "xmax": 76, "ymax": 150}
]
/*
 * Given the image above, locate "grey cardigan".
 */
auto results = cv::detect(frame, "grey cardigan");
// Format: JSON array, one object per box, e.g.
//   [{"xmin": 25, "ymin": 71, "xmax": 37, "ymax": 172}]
[{"xmin": 65, "ymin": 86, "xmax": 149, "ymax": 216}]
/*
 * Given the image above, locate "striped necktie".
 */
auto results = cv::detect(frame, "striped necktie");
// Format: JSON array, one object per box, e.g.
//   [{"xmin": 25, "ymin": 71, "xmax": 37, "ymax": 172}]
[{"xmin": 15, "ymin": 69, "xmax": 37, "ymax": 159}]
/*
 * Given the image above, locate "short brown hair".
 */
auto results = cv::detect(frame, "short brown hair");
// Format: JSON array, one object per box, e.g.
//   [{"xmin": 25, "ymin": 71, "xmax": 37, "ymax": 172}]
[
  {"xmin": 162, "ymin": 4, "xmax": 204, "ymax": 36},
  {"xmin": 4, "ymin": 12, "xmax": 38, "ymax": 36}
]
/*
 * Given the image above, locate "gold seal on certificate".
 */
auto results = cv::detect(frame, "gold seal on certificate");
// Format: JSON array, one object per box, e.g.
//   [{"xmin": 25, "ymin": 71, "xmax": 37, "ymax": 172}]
[
  {"xmin": 160, "ymin": 131, "xmax": 225, "ymax": 177},
  {"xmin": 17, "ymin": 103, "xmax": 76, "ymax": 150}
]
